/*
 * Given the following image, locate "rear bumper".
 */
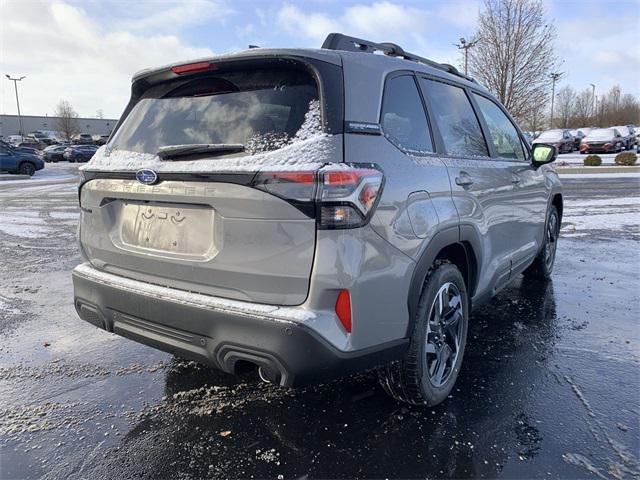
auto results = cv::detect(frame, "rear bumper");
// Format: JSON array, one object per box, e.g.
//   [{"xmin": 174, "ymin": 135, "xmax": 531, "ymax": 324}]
[{"xmin": 72, "ymin": 263, "xmax": 407, "ymax": 386}]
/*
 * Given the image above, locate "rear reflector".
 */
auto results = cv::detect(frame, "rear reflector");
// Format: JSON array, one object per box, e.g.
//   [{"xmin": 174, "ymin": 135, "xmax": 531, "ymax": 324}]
[
  {"xmin": 171, "ymin": 62, "xmax": 217, "ymax": 74},
  {"xmin": 335, "ymin": 290, "xmax": 352, "ymax": 333}
]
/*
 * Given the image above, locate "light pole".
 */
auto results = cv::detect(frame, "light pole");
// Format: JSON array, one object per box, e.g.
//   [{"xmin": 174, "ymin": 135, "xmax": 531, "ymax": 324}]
[
  {"xmin": 549, "ymin": 72, "xmax": 563, "ymax": 129},
  {"xmin": 5, "ymin": 75, "xmax": 26, "ymax": 136},
  {"xmin": 454, "ymin": 37, "xmax": 479, "ymax": 76},
  {"xmin": 589, "ymin": 83, "xmax": 596, "ymax": 119}
]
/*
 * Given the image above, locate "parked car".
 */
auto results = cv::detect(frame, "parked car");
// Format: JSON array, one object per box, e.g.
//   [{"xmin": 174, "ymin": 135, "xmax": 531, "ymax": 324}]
[
  {"xmin": 72, "ymin": 133, "xmax": 94, "ymax": 144},
  {"xmin": 27, "ymin": 131, "xmax": 56, "ymax": 146},
  {"xmin": 64, "ymin": 144, "xmax": 98, "ymax": 162},
  {"xmin": 580, "ymin": 128, "xmax": 625, "ymax": 153},
  {"xmin": 72, "ymin": 33, "xmax": 562, "ymax": 406},
  {"xmin": 43, "ymin": 144, "xmax": 69, "ymax": 162},
  {"xmin": 0, "ymin": 141, "xmax": 45, "ymax": 176},
  {"xmin": 614, "ymin": 126, "xmax": 634, "ymax": 150},
  {"xmin": 532, "ymin": 129, "xmax": 574, "ymax": 153},
  {"xmin": 17, "ymin": 138, "xmax": 47, "ymax": 151},
  {"xmin": 568, "ymin": 129, "xmax": 587, "ymax": 151},
  {"xmin": 1, "ymin": 139, "xmax": 39, "ymax": 155},
  {"xmin": 7, "ymin": 135, "xmax": 24, "ymax": 145},
  {"xmin": 92, "ymin": 134, "xmax": 111, "ymax": 145}
]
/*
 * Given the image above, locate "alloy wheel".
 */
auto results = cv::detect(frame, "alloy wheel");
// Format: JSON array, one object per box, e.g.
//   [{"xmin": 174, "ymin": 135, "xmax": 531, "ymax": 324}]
[
  {"xmin": 544, "ymin": 213, "xmax": 559, "ymax": 270},
  {"xmin": 425, "ymin": 282, "xmax": 464, "ymax": 387}
]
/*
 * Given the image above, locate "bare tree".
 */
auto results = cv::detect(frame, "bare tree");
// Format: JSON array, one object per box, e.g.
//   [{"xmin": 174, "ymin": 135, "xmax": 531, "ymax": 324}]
[
  {"xmin": 571, "ymin": 89, "xmax": 592, "ymax": 127},
  {"xmin": 555, "ymin": 86, "xmax": 575, "ymax": 128},
  {"xmin": 54, "ymin": 100, "xmax": 80, "ymax": 141},
  {"xmin": 468, "ymin": 0, "xmax": 558, "ymax": 125}
]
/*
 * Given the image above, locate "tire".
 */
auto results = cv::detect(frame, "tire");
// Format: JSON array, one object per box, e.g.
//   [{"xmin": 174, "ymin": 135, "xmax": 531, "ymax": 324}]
[
  {"xmin": 378, "ymin": 261, "xmax": 469, "ymax": 406},
  {"xmin": 74, "ymin": 154, "xmax": 83, "ymax": 163},
  {"xmin": 523, "ymin": 205, "xmax": 560, "ymax": 280},
  {"xmin": 18, "ymin": 162, "xmax": 36, "ymax": 176}
]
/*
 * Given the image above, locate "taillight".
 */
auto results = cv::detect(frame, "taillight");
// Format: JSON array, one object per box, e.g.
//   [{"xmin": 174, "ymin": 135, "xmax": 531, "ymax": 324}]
[
  {"xmin": 318, "ymin": 166, "xmax": 383, "ymax": 229},
  {"xmin": 252, "ymin": 164, "xmax": 384, "ymax": 229}
]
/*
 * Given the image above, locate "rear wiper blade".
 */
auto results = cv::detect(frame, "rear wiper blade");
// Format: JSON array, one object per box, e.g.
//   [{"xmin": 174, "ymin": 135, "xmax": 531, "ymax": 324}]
[{"xmin": 157, "ymin": 143, "xmax": 245, "ymax": 160}]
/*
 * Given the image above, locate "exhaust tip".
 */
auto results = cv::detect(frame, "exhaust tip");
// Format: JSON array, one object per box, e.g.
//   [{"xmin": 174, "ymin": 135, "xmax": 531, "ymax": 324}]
[{"xmin": 258, "ymin": 365, "xmax": 281, "ymax": 384}]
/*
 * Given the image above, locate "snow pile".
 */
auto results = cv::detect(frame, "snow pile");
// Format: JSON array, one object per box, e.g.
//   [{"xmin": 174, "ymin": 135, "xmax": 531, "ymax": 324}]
[
  {"xmin": 561, "ymin": 196, "xmax": 640, "ymax": 236},
  {"xmin": 82, "ymin": 99, "xmax": 335, "ymax": 173}
]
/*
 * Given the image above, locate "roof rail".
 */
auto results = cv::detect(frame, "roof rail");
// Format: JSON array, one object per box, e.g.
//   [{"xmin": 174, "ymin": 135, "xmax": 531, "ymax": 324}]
[{"xmin": 321, "ymin": 33, "xmax": 476, "ymax": 83}]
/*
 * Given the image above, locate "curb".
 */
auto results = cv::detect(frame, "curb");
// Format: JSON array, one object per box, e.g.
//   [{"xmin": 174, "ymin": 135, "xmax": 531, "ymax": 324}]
[
  {"xmin": 555, "ymin": 166, "xmax": 640, "ymax": 174},
  {"xmin": 0, "ymin": 174, "xmax": 31, "ymax": 181}
]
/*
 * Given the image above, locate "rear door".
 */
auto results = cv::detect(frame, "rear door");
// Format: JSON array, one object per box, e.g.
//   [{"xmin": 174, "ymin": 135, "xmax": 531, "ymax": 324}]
[{"xmin": 419, "ymin": 77, "xmax": 519, "ymax": 295}]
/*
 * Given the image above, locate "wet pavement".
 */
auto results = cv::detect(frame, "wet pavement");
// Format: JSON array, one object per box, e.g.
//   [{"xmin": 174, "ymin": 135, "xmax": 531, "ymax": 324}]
[{"xmin": 0, "ymin": 164, "xmax": 638, "ymax": 479}]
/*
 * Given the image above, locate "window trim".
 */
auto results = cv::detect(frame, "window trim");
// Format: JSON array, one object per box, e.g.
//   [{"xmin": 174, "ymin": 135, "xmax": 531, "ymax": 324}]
[
  {"xmin": 378, "ymin": 70, "xmax": 437, "ymax": 157},
  {"xmin": 417, "ymin": 74, "xmax": 493, "ymax": 161},
  {"xmin": 470, "ymin": 91, "xmax": 528, "ymax": 162}
]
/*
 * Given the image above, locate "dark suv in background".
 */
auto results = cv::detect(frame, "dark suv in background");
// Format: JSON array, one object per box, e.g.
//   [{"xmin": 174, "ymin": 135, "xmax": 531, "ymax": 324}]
[{"xmin": 73, "ymin": 33, "xmax": 562, "ymax": 406}]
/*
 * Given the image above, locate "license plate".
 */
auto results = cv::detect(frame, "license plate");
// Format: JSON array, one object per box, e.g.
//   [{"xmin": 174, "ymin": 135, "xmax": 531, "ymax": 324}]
[{"xmin": 118, "ymin": 201, "xmax": 214, "ymax": 256}]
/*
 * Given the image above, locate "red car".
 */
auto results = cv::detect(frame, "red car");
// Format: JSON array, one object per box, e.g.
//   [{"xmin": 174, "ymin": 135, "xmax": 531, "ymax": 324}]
[{"xmin": 579, "ymin": 128, "xmax": 625, "ymax": 154}]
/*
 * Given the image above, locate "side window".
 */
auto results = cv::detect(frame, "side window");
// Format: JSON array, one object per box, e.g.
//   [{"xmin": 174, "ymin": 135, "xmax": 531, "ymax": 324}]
[
  {"xmin": 421, "ymin": 78, "xmax": 488, "ymax": 157},
  {"xmin": 473, "ymin": 94, "xmax": 525, "ymax": 160},
  {"xmin": 380, "ymin": 75, "xmax": 433, "ymax": 154}
]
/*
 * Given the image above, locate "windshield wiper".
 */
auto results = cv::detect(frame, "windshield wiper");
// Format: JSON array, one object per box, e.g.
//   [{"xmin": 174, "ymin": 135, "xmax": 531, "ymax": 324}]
[{"xmin": 157, "ymin": 143, "xmax": 245, "ymax": 160}]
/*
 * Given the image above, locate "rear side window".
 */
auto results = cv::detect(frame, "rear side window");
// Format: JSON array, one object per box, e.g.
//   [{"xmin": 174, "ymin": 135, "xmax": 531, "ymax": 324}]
[
  {"xmin": 109, "ymin": 68, "xmax": 320, "ymax": 155},
  {"xmin": 380, "ymin": 75, "xmax": 433, "ymax": 154},
  {"xmin": 420, "ymin": 78, "xmax": 488, "ymax": 157},
  {"xmin": 473, "ymin": 94, "xmax": 525, "ymax": 160}
]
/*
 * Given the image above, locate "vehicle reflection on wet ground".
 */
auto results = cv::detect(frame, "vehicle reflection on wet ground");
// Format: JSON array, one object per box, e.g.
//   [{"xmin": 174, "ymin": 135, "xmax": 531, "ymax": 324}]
[{"xmin": 0, "ymin": 171, "xmax": 638, "ymax": 479}]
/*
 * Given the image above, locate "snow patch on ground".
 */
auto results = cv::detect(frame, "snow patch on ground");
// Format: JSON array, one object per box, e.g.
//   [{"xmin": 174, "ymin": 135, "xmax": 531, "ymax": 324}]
[
  {"xmin": 561, "ymin": 196, "xmax": 640, "ymax": 235},
  {"xmin": 0, "ymin": 211, "xmax": 51, "ymax": 239}
]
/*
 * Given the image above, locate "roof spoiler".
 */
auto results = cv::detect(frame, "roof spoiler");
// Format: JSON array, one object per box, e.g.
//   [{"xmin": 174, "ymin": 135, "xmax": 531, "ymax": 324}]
[{"xmin": 321, "ymin": 33, "xmax": 476, "ymax": 84}]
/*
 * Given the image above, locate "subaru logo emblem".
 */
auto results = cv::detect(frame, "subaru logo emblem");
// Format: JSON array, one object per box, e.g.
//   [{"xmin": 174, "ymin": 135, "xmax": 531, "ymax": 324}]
[{"xmin": 136, "ymin": 169, "xmax": 158, "ymax": 185}]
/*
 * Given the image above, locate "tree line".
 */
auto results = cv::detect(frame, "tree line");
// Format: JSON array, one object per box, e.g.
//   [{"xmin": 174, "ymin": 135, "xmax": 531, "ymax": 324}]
[{"xmin": 466, "ymin": 0, "xmax": 639, "ymax": 133}]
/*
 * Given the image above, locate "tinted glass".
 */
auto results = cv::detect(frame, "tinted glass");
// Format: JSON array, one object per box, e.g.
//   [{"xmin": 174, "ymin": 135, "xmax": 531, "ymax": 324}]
[
  {"xmin": 538, "ymin": 130, "xmax": 563, "ymax": 141},
  {"xmin": 421, "ymin": 79, "xmax": 488, "ymax": 157},
  {"xmin": 473, "ymin": 94, "xmax": 525, "ymax": 160},
  {"xmin": 109, "ymin": 68, "xmax": 319, "ymax": 156},
  {"xmin": 380, "ymin": 75, "xmax": 433, "ymax": 153}
]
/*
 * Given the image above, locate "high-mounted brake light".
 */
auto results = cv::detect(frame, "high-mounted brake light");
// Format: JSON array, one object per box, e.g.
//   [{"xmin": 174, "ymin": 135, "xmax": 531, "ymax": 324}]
[
  {"xmin": 171, "ymin": 62, "xmax": 217, "ymax": 74},
  {"xmin": 252, "ymin": 164, "xmax": 384, "ymax": 229}
]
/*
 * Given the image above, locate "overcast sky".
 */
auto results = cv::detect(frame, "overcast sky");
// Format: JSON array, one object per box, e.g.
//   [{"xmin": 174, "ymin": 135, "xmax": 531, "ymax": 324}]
[{"xmin": 1, "ymin": 0, "xmax": 639, "ymax": 119}]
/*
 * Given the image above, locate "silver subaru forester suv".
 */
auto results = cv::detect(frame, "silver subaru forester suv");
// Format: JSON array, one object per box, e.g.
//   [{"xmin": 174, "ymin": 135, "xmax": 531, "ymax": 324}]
[{"xmin": 73, "ymin": 34, "xmax": 562, "ymax": 406}]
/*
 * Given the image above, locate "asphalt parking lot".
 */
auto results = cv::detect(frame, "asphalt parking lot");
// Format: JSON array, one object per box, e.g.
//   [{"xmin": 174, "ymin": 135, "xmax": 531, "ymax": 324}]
[{"xmin": 0, "ymin": 163, "xmax": 638, "ymax": 479}]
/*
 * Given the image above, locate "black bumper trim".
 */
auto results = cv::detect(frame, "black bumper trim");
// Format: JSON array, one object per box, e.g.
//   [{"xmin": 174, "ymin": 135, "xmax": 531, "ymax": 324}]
[{"xmin": 72, "ymin": 271, "xmax": 408, "ymax": 386}]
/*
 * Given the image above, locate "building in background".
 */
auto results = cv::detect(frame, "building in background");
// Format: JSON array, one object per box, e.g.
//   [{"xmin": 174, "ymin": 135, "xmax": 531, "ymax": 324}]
[{"xmin": 0, "ymin": 114, "xmax": 118, "ymax": 138}]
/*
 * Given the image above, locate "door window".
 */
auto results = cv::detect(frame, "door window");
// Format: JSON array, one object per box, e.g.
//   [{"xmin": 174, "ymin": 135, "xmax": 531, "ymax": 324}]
[
  {"xmin": 473, "ymin": 94, "xmax": 525, "ymax": 160},
  {"xmin": 380, "ymin": 75, "xmax": 433, "ymax": 154},
  {"xmin": 420, "ymin": 78, "xmax": 488, "ymax": 157}
]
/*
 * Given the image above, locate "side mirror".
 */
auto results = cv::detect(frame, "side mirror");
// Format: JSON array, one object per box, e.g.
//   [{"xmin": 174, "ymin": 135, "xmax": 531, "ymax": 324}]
[{"xmin": 531, "ymin": 143, "xmax": 557, "ymax": 167}]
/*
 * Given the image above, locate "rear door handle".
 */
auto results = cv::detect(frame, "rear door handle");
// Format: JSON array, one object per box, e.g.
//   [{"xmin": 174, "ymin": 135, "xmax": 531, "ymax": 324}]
[
  {"xmin": 512, "ymin": 175, "xmax": 521, "ymax": 184},
  {"xmin": 455, "ymin": 173, "xmax": 474, "ymax": 187}
]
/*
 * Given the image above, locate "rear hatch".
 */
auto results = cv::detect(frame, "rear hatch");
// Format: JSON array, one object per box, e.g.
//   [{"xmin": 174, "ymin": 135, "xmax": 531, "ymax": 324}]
[{"xmin": 79, "ymin": 55, "xmax": 344, "ymax": 305}]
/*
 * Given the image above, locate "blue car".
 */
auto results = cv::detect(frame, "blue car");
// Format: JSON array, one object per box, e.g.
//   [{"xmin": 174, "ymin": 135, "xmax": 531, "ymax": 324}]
[
  {"xmin": 63, "ymin": 145, "xmax": 98, "ymax": 163},
  {"xmin": 0, "ymin": 141, "xmax": 45, "ymax": 176}
]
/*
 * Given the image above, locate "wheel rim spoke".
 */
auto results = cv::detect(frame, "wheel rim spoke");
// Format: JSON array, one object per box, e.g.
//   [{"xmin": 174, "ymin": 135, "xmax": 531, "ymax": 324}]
[{"xmin": 425, "ymin": 282, "xmax": 464, "ymax": 387}]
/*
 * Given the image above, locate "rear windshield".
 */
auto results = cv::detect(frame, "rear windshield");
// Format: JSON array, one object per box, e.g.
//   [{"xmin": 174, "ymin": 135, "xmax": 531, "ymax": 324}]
[
  {"xmin": 586, "ymin": 129, "xmax": 614, "ymax": 140},
  {"xmin": 537, "ymin": 130, "xmax": 563, "ymax": 141},
  {"xmin": 108, "ymin": 68, "xmax": 320, "ymax": 156}
]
